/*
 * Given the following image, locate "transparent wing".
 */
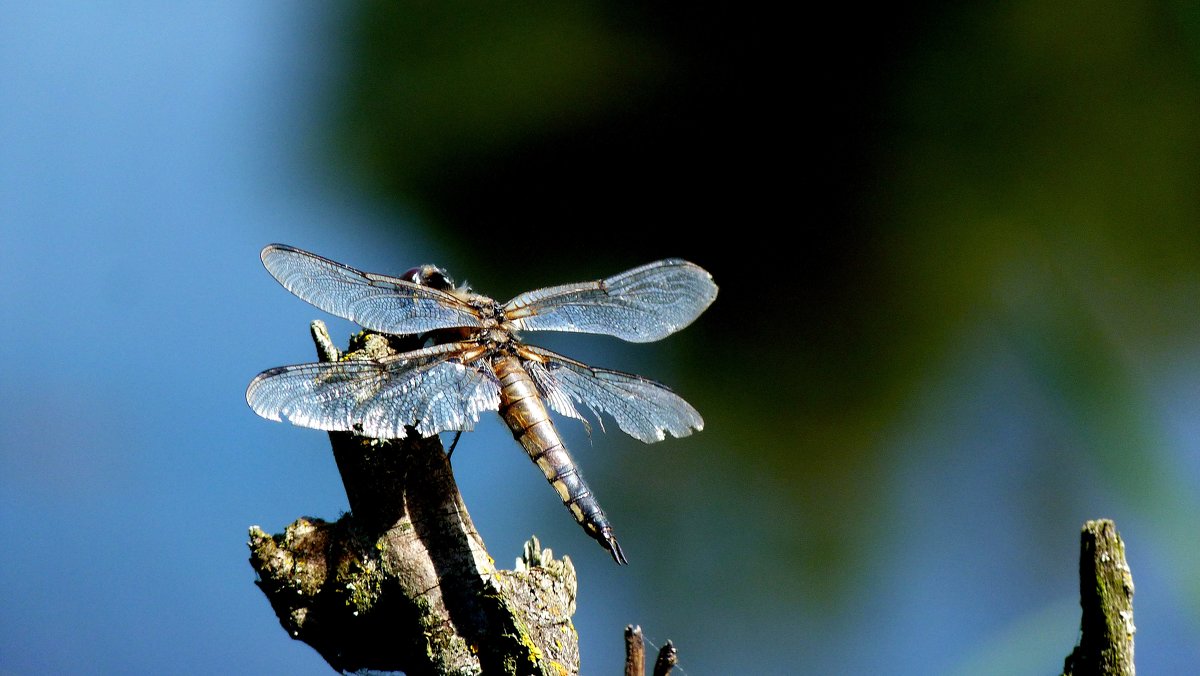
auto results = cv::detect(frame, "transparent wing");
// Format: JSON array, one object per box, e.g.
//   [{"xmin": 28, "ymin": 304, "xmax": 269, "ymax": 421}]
[
  {"xmin": 520, "ymin": 345, "xmax": 704, "ymax": 443},
  {"xmin": 503, "ymin": 259, "xmax": 718, "ymax": 343},
  {"xmin": 261, "ymin": 244, "xmax": 484, "ymax": 335},
  {"xmin": 246, "ymin": 343, "xmax": 500, "ymax": 439}
]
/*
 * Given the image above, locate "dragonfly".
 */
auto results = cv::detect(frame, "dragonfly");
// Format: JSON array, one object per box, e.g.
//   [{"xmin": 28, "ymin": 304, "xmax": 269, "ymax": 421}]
[{"xmin": 246, "ymin": 244, "xmax": 718, "ymax": 564}]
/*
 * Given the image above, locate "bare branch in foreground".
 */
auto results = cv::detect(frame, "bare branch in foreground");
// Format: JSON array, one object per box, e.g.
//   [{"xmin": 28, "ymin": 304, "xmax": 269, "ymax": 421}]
[
  {"xmin": 1062, "ymin": 519, "xmax": 1135, "ymax": 676},
  {"xmin": 624, "ymin": 625, "xmax": 645, "ymax": 676},
  {"xmin": 652, "ymin": 640, "xmax": 678, "ymax": 676}
]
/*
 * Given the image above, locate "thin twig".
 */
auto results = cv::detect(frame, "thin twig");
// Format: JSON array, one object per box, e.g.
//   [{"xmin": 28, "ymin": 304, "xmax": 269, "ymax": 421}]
[
  {"xmin": 652, "ymin": 640, "xmax": 678, "ymax": 676},
  {"xmin": 624, "ymin": 625, "xmax": 645, "ymax": 676}
]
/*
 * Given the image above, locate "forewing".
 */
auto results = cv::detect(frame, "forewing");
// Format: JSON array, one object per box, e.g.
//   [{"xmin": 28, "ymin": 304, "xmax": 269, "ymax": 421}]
[
  {"xmin": 521, "ymin": 345, "xmax": 704, "ymax": 443},
  {"xmin": 261, "ymin": 244, "xmax": 484, "ymax": 335},
  {"xmin": 503, "ymin": 259, "xmax": 718, "ymax": 343},
  {"xmin": 246, "ymin": 344, "xmax": 500, "ymax": 439}
]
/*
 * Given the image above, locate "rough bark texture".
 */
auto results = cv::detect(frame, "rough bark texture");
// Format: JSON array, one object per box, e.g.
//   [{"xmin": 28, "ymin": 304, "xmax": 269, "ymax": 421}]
[
  {"xmin": 1062, "ymin": 519, "xmax": 1136, "ymax": 676},
  {"xmin": 623, "ymin": 624, "xmax": 680, "ymax": 676},
  {"xmin": 623, "ymin": 625, "xmax": 645, "ymax": 676},
  {"xmin": 651, "ymin": 640, "xmax": 677, "ymax": 676},
  {"xmin": 248, "ymin": 322, "xmax": 580, "ymax": 675}
]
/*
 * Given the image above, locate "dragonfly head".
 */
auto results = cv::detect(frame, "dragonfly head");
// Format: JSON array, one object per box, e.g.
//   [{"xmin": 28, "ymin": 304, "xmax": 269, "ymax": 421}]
[{"xmin": 402, "ymin": 264, "xmax": 455, "ymax": 291}]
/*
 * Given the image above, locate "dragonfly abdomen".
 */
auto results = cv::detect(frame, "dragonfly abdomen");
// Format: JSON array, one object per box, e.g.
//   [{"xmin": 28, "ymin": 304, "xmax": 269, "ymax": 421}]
[{"xmin": 493, "ymin": 354, "xmax": 628, "ymax": 565}]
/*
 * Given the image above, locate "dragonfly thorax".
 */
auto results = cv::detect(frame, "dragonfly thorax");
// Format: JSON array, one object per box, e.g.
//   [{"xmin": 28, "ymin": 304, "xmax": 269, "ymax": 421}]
[{"xmin": 478, "ymin": 325, "xmax": 516, "ymax": 348}]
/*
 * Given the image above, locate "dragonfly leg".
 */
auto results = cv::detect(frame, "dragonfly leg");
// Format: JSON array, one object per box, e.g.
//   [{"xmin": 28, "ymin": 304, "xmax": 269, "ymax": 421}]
[{"xmin": 445, "ymin": 431, "xmax": 463, "ymax": 460}]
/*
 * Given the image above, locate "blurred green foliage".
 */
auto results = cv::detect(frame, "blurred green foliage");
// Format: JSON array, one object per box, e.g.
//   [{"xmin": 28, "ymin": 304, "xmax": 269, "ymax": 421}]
[{"xmin": 324, "ymin": 0, "xmax": 1200, "ymax": 666}]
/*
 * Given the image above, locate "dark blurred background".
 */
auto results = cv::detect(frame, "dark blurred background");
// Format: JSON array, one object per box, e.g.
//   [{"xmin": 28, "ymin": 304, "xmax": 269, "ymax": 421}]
[{"xmin": 2, "ymin": 2, "xmax": 1198, "ymax": 674}]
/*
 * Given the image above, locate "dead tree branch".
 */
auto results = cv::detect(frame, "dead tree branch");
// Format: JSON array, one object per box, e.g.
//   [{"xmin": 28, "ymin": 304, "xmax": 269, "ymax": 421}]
[
  {"xmin": 624, "ymin": 625, "xmax": 645, "ymax": 676},
  {"xmin": 248, "ymin": 321, "xmax": 579, "ymax": 675},
  {"xmin": 623, "ymin": 624, "xmax": 678, "ymax": 676},
  {"xmin": 1062, "ymin": 519, "xmax": 1136, "ymax": 676}
]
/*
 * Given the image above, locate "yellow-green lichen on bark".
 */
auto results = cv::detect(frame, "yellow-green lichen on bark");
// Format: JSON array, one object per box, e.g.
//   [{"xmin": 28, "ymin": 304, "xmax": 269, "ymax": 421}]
[{"xmin": 1062, "ymin": 519, "xmax": 1135, "ymax": 676}]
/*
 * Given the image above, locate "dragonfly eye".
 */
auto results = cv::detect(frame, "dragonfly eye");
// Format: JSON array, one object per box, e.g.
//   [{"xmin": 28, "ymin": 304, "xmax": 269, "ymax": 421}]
[{"xmin": 401, "ymin": 264, "xmax": 454, "ymax": 290}]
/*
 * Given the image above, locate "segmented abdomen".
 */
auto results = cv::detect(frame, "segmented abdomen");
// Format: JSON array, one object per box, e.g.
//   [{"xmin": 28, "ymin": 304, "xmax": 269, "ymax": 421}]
[{"xmin": 492, "ymin": 353, "xmax": 627, "ymax": 564}]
